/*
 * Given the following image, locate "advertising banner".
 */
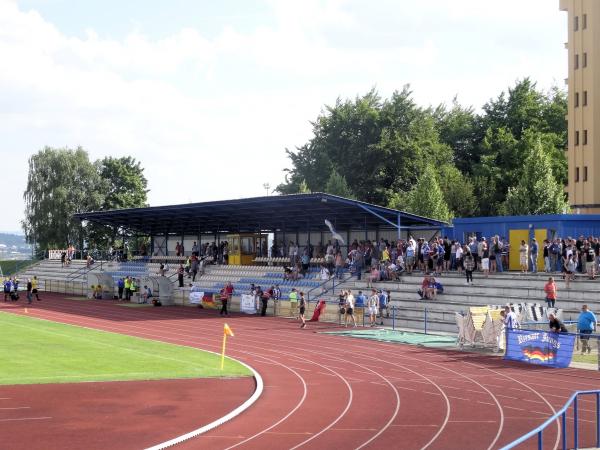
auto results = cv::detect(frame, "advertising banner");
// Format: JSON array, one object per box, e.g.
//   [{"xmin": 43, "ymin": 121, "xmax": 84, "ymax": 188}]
[
  {"xmin": 504, "ymin": 329, "xmax": 575, "ymax": 368},
  {"xmin": 241, "ymin": 294, "xmax": 257, "ymax": 314}
]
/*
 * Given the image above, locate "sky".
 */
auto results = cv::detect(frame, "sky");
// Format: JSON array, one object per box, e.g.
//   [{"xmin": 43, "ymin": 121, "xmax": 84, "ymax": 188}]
[{"xmin": 1, "ymin": 0, "xmax": 567, "ymax": 233}]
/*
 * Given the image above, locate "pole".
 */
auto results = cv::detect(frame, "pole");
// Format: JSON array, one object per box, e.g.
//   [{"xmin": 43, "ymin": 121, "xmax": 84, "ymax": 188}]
[
  {"xmin": 220, "ymin": 333, "xmax": 227, "ymax": 370},
  {"xmin": 424, "ymin": 307, "xmax": 428, "ymax": 334}
]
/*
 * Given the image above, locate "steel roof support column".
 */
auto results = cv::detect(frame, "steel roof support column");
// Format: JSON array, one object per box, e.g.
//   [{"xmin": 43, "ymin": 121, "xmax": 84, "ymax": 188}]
[
  {"xmin": 364, "ymin": 216, "xmax": 368, "ymax": 241},
  {"xmin": 164, "ymin": 232, "xmax": 169, "ymax": 257},
  {"xmin": 397, "ymin": 213, "xmax": 402, "ymax": 241}
]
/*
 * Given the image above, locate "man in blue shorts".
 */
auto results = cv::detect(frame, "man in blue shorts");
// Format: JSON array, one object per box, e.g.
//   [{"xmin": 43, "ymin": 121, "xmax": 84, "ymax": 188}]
[{"xmin": 578, "ymin": 304, "xmax": 597, "ymax": 354}]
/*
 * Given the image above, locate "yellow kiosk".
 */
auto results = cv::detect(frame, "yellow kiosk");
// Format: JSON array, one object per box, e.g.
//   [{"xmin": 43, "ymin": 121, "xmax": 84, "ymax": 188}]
[{"xmin": 227, "ymin": 233, "xmax": 268, "ymax": 265}]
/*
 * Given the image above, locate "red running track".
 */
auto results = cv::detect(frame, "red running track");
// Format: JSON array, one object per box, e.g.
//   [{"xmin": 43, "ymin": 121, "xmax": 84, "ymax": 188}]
[{"xmin": 2, "ymin": 295, "xmax": 600, "ymax": 450}]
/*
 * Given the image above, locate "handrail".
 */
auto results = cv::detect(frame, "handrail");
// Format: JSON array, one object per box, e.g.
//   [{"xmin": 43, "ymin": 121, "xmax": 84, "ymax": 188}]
[
  {"xmin": 501, "ymin": 390, "xmax": 600, "ymax": 450},
  {"xmin": 306, "ymin": 270, "xmax": 356, "ymax": 302},
  {"xmin": 66, "ymin": 260, "xmax": 104, "ymax": 281}
]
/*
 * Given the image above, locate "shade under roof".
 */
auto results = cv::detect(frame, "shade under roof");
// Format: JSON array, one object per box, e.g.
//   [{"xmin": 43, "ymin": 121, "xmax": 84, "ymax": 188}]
[{"xmin": 74, "ymin": 193, "xmax": 446, "ymax": 236}]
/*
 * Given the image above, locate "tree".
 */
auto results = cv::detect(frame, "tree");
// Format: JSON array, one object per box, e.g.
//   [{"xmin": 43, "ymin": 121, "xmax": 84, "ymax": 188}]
[
  {"xmin": 96, "ymin": 156, "xmax": 148, "ymax": 210},
  {"xmin": 437, "ymin": 165, "xmax": 477, "ymax": 217},
  {"xmin": 398, "ymin": 164, "xmax": 451, "ymax": 222},
  {"xmin": 324, "ymin": 170, "xmax": 354, "ymax": 198},
  {"xmin": 502, "ymin": 139, "xmax": 569, "ymax": 215},
  {"xmin": 87, "ymin": 156, "xmax": 149, "ymax": 248},
  {"xmin": 22, "ymin": 147, "xmax": 104, "ymax": 250}
]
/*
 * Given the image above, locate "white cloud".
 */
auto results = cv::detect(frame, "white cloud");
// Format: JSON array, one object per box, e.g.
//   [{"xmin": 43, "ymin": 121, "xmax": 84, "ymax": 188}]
[{"xmin": 0, "ymin": 0, "xmax": 566, "ymax": 231}]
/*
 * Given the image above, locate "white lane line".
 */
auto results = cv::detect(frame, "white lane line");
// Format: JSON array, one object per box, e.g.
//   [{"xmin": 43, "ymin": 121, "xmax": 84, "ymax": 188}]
[
  {"xmin": 0, "ymin": 407, "xmax": 30, "ymax": 410},
  {"xmin": 448, "ymin": 420, "xmax": 497, "ymax": 423},
  {"xmin": 0, "ymin": 416, "xmax": 52, "ymax": 422},
  {"xmin": 221, "ymin": 353, "xmax": 308, "ymax": 450},
  {"xmin": 390, "ymin": 424, "xmax": 438, "ymax": 427}
]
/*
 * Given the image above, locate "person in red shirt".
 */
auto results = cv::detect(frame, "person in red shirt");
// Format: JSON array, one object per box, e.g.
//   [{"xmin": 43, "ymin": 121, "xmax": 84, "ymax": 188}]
[
  {"xmin": 544, "ymin": 276, "xmax": 557, "ymax": 308},
  {"xmin": 220, "ymin": 281, "xmax": 234, "ymax": 316}
]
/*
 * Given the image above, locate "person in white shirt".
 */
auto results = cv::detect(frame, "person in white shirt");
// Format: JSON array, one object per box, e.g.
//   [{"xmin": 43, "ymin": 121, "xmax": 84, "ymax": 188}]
[
  {"xmin": 344, "ymin": 290, "xmax": 357, "ymax": 327},
  {"xmin": 503, "ymin": 305, "xmax": 519, "ymax": 329},
  {"xmin": 455, "ymin": 243, "xmax": 464, "ymax": 274},
  {"xmin": 367, "ymin": 288, "xmax": 379, "ymax": 327}
]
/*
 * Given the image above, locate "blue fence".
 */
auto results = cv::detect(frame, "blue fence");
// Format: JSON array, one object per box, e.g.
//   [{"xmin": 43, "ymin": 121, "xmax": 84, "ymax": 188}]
[{"xmin": 501, "ymin": 390, "xmax": 600, "ymax": 450}]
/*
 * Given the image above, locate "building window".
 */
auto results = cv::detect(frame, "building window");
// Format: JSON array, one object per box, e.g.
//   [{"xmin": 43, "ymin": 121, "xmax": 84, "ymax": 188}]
[
  {"xmin": 575, "ymin": 92, "xmax": 580, "ymax": 107},
  {"xmin": 575, "ymin": 54, "xmax": 579, "ymax": 69},
  {"xmin": 576, "ymin": 167, "xmax": 580, "ymax": 182},
  {"xmin": 583, "ymin": 52, "xmax": 588, "ymax": 68},
  {"xmin": 575, "ymin": 15, "xmax": 579, "ymax": 31},
  {"xmin": 575, "ymin": 130, "xmax": 580, "ymax": 146},
  {"xmin": 584, "ymin": 166, "xmax": 588, "ymax": 182},
  {"xmin": 584, "ymin": 129, "xmax": 588, "ymax": 145},
  {"xmin": 583, "ymin": 14, "xmax": 587, "ymax": 29},
  {"xmin": 584, "ymin": 90, "xmax": 588, "ymax": 106}
]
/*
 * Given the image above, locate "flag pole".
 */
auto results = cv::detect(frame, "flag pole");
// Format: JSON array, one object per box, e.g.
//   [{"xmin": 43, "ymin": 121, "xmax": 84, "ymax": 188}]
[{"xmin": 220, "ymin": 332, "xmax": 227, "ymax": 370}]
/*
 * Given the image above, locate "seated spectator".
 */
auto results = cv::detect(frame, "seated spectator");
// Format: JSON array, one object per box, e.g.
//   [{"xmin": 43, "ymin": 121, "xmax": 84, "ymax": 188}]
[
  {"xmin": 93, "ymin": 284, "xmax": 102, "ymax": 299},
  {"xmin": 419, "ymin": 276, "xmax": 435, "ymax": 300}
]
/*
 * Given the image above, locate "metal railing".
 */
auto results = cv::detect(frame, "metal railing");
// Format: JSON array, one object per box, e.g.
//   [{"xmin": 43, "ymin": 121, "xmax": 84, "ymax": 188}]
[
  {"xmin": 66, "ymin": 260, "xmax": 105, "ymax": 281},
  {"xmin": 501, "ymin": 390, "xmax": 600, "ymax": 450}
]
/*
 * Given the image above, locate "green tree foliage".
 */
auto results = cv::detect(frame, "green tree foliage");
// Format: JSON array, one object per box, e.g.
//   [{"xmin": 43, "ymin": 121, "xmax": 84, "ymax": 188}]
[
  {"xmin": 324, "ymin": 170, "xmax": 354, "ymax": 198},
  {"xmin": 401, "ymin": 165, "xmax": 451, "ymax": 222},
  {"xmin": 502, "ymin": 139, "xmax": 569, "ymax": 215},
  {"xmin": 278, "ymin": 78, "xmax": 567, "ymax": 218},
  {"xmin": 88, "ymin": 156, "xmax": 149, "ymax": 248},
  {"xmin": 22, "ymin": 148, "xmax": 150, "ymax": 251},
  {"xmin": 22, "ymin": 147, "xmax": 104, "ymax": 249},
  {"xmin": 96, "ymin": 156, "xmax": 148, "ymax": 210}
]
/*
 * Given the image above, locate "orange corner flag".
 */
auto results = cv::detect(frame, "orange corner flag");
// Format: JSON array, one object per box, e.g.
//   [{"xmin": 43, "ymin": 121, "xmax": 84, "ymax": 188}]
[{"xmin": 224, "ymin": 323, "xmax": 234, "ymax": 337}]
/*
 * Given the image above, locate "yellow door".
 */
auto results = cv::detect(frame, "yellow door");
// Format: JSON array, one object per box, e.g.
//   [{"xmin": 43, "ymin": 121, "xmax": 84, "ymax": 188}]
[
  {"xmin": 535, "ymin": 229, "xmax": 547, "ymax": 270},
  {"xmin": 509, "ymin": 229, "xmax": 529, "ymax": 271}
]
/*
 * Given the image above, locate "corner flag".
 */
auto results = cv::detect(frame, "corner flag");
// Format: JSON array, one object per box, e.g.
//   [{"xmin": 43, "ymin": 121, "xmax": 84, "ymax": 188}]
[{"xmin": 221, "ymin": 323, "xmax": 234, "ymax": 369}]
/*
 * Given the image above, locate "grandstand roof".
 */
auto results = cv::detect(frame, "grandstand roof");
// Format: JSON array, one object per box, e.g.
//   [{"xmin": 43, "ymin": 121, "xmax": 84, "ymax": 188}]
[{"xmin": 74, "ymin": 193, "xmax": 445, "ymax": 236}]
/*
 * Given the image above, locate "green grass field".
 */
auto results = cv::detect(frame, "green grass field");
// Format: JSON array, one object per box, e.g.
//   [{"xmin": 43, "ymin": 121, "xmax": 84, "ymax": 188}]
[{"xmin": 0, "ymin": 312, "xmax": 251, "ymax": 385}]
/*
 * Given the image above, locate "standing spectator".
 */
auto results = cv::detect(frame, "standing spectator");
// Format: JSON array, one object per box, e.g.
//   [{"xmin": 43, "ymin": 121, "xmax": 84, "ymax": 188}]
[
  {"xmin": 481, "ymin": 240, "xmax": 490, "ymax": 277},
  {"xmin": 298, "ymin": 292, "xmax": 307, "ymax": 329},
  {"xmin": 31, "ymin": 276, "xmax": 41, "ymax": 301},
  {"xmin": 260, "ymin": 287, "xmax": 271, "ymax": 316},
  {"xmin": 455, "ymin": 242, "xmax": 464, "ymax": 274},
  {"xmin": 586, "ymin": 242, "xmax": 596, "ymax": 279},
  {"xmin": 26, "ymin": 278, "xmax": 33, "ymax": 304},
  {"xmin": 530, "ymin": 238, "xmax": 539, "ymax": 273},
  {"xmin": 495, "ymin": 236, "xmax": 504, "ymax": 273},
  {"xmin": 124, "ymin": 276, "xmax": 131, "ymax": 301},
  {"xmin": 344, "ymin": 290, "xmax": 357, "ymax": 327},
  {"xmin": 191, "ymin": 241, "xmax": 199, "ymax": 257},
  {"xmin": 544, "ymin": 277, "xmax": 557, "ymax": 308},
  {"xmin": 543, "ymin": 240, "xmax": 551, "ymax": 273},
  {"xmin": 519, "ymin": 240, "xmax": 529, "ymax": 273},
  {"xmin": 191, "ymin": 256, "xmax": 199, "ymax": 282},
  {"xmin": 378, "ymin": 289, "xmax": 389, "ymax": 324},
  {"xmin": 288, "ymin": 288, "xmax": 298, "ymax": 317},
  {"xmin": 550, "ymin": 239, "xmax": 560, "ymax": 273},
  {"xmin": 367, "ymin": 289, "xmax": 378, "ymax": 326},
  {"xmin": 177, "ymin": 264, "xmax": 185, "ymax": 287},
  {"xmin": 578, "ymin": 304, "xmax": 597, "ymax": 354},
  {"xmin": 117, "ymin": 278, "xmax": 125, "ymax": 300},
  {"xmin": 405, "ymin": 239, "xmax": 415, "ymax": 274},
  {"xmin": 175, "ymin": 241, "xmax": 182, "ymax": 257},
  {"xmin": 220, "ymin": 281, "xmax": 234, "ymax": 316},
  {"xmin": 564, "ymin": 254, "xmax": 576, "ymax": 288},
  {"xmin": 464, "ymin": 249, "xmax": 475, "ymax": 285},
  {"xmin": 504, "ymin": 305, "xmax": 519, "ymax": 330}
]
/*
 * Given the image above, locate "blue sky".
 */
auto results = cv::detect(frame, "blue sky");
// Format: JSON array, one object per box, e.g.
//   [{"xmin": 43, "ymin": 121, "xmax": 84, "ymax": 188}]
[{"xmin": 1, "ymin": 0, "xmax": 566, "ymax": 233}]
